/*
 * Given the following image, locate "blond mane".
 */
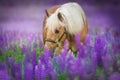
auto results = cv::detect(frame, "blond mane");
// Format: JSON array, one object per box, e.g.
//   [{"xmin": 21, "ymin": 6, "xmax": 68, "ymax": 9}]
[{"xmin": 46, "ymin": 2, "xmax": 86, "ymax": 34}]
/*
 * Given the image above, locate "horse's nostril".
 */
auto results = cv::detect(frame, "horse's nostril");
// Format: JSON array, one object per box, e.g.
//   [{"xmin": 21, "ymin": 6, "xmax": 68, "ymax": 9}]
[{"xmin": 55, "ymin": 29, "xmax": 59, "ymax": 34}]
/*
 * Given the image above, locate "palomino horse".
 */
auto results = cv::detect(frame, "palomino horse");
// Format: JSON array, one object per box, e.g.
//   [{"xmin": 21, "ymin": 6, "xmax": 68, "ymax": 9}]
[{"xmin": 42, "ymin": 2, "xmax": 88, "ymax": 55}]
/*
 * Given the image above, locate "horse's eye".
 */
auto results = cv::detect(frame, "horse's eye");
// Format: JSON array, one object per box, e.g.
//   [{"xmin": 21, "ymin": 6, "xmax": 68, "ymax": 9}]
[{"xmin": 55, "ymin": 29, "xmax": 59, "ymax": 34}]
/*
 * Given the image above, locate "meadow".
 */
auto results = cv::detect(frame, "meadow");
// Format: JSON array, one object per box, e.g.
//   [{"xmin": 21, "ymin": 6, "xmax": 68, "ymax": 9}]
[{"xmin": 0, "ymin": 29, "xmax": 120, "ymax": 80}]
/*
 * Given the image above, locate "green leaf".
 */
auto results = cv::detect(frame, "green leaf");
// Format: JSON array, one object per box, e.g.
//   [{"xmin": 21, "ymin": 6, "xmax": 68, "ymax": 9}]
[
  {"xmin": 8, "ymin": 50, "xmax": 14, "ymax": 57},
  {"xmin": 36, "ymin": 47, "xmax": 43, "ymax": 62},
  {"xmin": 58, "ymin": 73, "xmax": 66, "ymax": 80},
  {"xmin": 15, "ymin": 54, "xmax": 25, "ymax": 63},
  {"xmin": 0, "ymin": 53, "xmax": 5, "ymax": 61},
  {"xmin": 74, "ymin": 76, "xmax": 80, "ymax": 80},
  {"xmin": 96, "ymin": 66, "xmax": 103, "ymax": 77},
  {"xmin": 15, "ymin": 47, "xmax": 21, "ymax": 55}
]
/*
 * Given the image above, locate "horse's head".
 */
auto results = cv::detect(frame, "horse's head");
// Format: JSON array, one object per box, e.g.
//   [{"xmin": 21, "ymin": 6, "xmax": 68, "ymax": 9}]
[{"xmin": 43, "ymin": 10, "xmax": 68, "ymax": 55}]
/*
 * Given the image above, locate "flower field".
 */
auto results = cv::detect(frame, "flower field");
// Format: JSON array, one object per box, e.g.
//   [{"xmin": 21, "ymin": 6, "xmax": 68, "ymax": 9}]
[{"xmin": 0, "ymin": 29, "xmax": 120, "ymax": 80}]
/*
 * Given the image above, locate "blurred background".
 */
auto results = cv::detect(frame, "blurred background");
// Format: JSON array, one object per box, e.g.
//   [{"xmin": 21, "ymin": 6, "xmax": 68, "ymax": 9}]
[{"xmin": 0, "ymin": 0, "xmax": 120, "ymax": 33}]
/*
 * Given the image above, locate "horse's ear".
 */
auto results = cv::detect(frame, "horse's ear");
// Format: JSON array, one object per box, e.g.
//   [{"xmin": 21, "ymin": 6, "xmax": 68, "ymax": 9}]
[
  {"xmin": 58, "ymin": 12, "xmax": 64, "ymax": 22},
  {"xmin": 45, "ymin": 9, "xmax": 50, "ymax": 17}
]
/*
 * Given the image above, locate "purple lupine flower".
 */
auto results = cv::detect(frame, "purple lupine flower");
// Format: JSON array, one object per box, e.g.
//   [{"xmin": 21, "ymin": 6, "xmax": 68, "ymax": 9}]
[
  {"xmin": 91, "ymin": 52, "xmax": 98, "ymax": 72},
  {"xmin": 7, "ymin": 58, "xmax": 22, "ymax": 80},
  {"xmin": 39, "ymin": 48, "xmax": 51, "ymax": 64},
  {"xmin": 79, "ymin": 57, "xmax": 95, "ymax": 79},
  {"xmin": 39, "ymin": 38, "xmax": 44, "ymax": 48},
  {"xmin": 108, "ymin": 73, "xmax": 120, "ymax": 80},
  {"xmin": 50, "ymin": 69, "xmax": 57, "ymax": 80},
  {"xmin": 24, "ymin": 53, "xmax": 34, "ymax": 80},
  {"xmin": 24, "ymin": 54, "xmax": 31, "ymax": 63},
  {"xmin": 74, "ymin": 33, "xmax": 87, "ymax": 58},
  {"xmin": 39, "ymin": 48, "xmax": 53, "ymax": 79},
  {"xmin": 105, "ymin": 29, "xmax": 114, "ymax": 43},
  {"xmin": 99, "ymin": 74, "xmax": 105, "ymax": 80},
  {"xmin": 13, "ymin": 62, "xmax": 22, "ymax": 80},
  {"xmin": 94, "ymin": 34, "xmax": 106, "ymax": 53},
  {"xmin": 1, "ymin": 30, "xmax": 120, "ymax": 80},
  {"xmin": 33, "ymin": 41, "xmax": 37, "ymax": 49},
  {"xmin": 44, "ymin": 61, "xmax": 53, "ymax": 79},
  {"xmin": 0, "ymin": 63, "xmax": 10, "ymax": 80},
  {"xmin": 32, "ymin": 50, "xmax": 37, "ymax": 67},
  {"xmin": 44, "ymin": 59, "xmax": 57, "ymax": 80},
  {"xmin": 85, "ymin": 34, "xmax": 91, "ymax": 46},
  {"xmin": 52, "ymin": 54, "xmax": 66, "ymax": 75},
  {"xmin": 0, "ymin": 69, "xmax": 10, "ymax": 80},
  {"xmin": 67, "ymin": 56, "xmax": 79, "ymax": 79},
  {"xmin": 60, "ymin": 40, "xmax": 69, "ymax": 60},
  {"xmin": 102, "ymin": 53, "xmax": 114, "ymax": 75},
  {"xmin": 35, "ymin": 60, "xmax": 46, "ymax": 80},
  {"xmin": 32, "ymin": 50, "xmax": 37, "ymax": 79},
  {"xmin": 21, "ymin": 44, "xmax": 27, "ymax": 54},
  {"xmin": 85, "ymin": 35, "xmax": 94, "ymax": 57},
  {"xmin": 94, "ymin": 35, "xmax": 106, "ymax": 66},
  {"xmin": 24, "ymin": 63, "xmax": 34, "ymax": 80},
  {"xmin": 78, "ymin": 61, "xmax": 86, "ymax": 79}
]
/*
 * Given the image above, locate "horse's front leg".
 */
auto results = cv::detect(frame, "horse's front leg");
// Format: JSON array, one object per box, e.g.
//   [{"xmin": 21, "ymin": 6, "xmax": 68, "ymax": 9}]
[{"xmin": 68, "ymin": 41, "xmax": 78, "ymax": 54}]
